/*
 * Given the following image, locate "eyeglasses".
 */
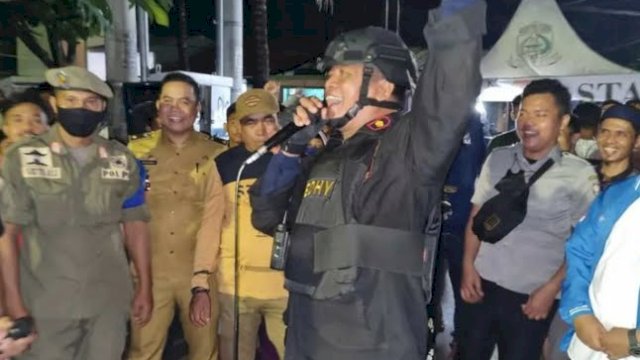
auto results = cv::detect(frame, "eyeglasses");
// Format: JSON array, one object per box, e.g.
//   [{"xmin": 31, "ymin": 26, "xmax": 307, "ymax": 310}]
[{"xmin": 239, "ymin": 116, "xmax": 276, "ymax": 126}]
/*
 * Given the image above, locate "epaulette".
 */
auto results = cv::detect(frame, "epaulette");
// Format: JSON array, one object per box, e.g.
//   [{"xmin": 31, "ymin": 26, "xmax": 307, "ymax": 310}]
[
  {"xmin": 128, "ymin": 130, "xmax": 161, "ymax": 158},
  {"xmin": 129, "ymin": 131, "xmax": 156, "ymax": 141}
]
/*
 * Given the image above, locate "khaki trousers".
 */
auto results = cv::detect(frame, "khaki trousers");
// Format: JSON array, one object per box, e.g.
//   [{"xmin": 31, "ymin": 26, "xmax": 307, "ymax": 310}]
[
  {"xmin": 218, "ymin": 293, "xmax": 287, "ymax": 360},
  {"xmin": 128, "ymin": 277, "xmax": 219, "ymax": 360}
]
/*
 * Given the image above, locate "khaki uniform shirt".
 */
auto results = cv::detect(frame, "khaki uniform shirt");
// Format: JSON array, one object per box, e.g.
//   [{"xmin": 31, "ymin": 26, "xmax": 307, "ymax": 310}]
[
  {"xmin": 129, "ymin": 131, "xmax": 226, "ymax": 289},
  {"xmin": 0, "ymin": 124, "xmax": 149, "ymax": 319}
]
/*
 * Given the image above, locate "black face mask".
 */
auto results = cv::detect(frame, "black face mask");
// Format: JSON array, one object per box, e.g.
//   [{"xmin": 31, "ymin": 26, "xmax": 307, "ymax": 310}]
[{"xmin": 57, "ymin": 108, "xmax": 106, "ymax": 137}]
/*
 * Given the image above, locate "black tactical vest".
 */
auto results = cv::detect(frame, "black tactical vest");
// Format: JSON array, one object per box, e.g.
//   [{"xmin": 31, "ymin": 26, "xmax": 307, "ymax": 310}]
[{"xmin": 284, "ymin": 126, "xmax": 427, "ymax": 300}]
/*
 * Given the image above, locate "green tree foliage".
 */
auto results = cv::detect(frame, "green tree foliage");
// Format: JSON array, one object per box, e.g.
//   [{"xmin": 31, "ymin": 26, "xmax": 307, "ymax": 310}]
[{"xmin": 0, "ymin": 0, "xmax": 172, "ymax": 67}]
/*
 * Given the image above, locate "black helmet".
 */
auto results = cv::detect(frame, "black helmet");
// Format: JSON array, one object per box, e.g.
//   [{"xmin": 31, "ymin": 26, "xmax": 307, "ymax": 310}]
[
  {"xmin": 320, "ymin": 27, "xmax": 417, "ymax": 90},
  {"xmin": 319, "ymin": 27, "xmax": 417, "ymax": 125}
]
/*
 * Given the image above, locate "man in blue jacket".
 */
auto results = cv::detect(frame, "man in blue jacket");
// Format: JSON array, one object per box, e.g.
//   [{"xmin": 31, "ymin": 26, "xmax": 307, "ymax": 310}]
[
  {"xmin": 560, "ymin": 106, "xmax": 640, "ymax": 360},
  {"xmin": 431, "ymin": 113, "xmax": 485, "ymax": 353}
]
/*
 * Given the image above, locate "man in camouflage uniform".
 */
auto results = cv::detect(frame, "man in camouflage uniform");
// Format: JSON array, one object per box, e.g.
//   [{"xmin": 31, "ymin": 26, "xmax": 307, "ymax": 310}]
[{"xmin": 0, "ymin": 66, "xmax": 152, "ymax": 359}]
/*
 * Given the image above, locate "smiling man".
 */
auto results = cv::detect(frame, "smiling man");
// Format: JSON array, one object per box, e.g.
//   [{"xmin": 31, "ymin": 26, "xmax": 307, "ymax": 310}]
[
  {"xmin": 460, "ymin": 79, "xmax": 599, "ymax": 360},
  {"xmin": 249, "ymin": 4, "xmax": 485, "ymax": 357},
  {"xmin": 128, "ymin": 72, "xmax": 226, "ymax": 360},
  {"xmin": 595, "ymin": 105, "xmax": 640, "ymax": 188},
  {"xmin": 559, "ymin": 104, "xmax": 640, "ymax": 360},
  {"xmin": 0, "ymin": 93, "xmax": 50, "ymax": 165}
]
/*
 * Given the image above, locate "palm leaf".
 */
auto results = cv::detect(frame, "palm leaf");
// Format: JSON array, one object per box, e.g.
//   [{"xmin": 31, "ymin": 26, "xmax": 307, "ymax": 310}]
[{"xmin": 129, "ymin": 0, "xmax": 172, "ymax": 26}]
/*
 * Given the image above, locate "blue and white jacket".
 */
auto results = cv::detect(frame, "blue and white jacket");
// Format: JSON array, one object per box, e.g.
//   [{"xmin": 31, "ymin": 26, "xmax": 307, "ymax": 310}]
[{"xmin": 559, "ymin": 175, "xmax": 640, "ymax": 350}]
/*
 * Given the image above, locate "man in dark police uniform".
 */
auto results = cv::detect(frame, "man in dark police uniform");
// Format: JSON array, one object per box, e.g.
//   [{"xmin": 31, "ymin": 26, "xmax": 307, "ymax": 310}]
[{"xmin": 249, "ymin": 2, "xmax": 486, "ymax": 359}]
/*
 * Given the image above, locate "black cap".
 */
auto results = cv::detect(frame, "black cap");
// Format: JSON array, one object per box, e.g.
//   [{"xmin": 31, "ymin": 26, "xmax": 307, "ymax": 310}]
[{"xmin": 601, "ymin": 104, "xmax": 640, "ymax": 132}]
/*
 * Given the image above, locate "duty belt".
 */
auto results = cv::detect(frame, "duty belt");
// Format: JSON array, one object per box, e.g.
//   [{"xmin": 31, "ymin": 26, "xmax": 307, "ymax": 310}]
[{"xmin": 285, "ymin": 223, "xmax": 429, "ymax": 299}]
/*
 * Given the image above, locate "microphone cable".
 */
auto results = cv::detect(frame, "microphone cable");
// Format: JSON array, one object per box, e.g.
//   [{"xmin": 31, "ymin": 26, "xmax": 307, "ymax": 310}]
[{"xmin": 232, "ymin": 160, "xmax": 248, "ymax": 360}]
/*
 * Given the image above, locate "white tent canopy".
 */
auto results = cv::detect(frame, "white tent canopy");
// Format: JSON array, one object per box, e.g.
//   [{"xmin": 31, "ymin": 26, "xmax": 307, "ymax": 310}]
[
  {"xmin": 481, "ymin": 74, "xmax": 640, "ymax": 103},
  {"xmin": 479, "ymin": 0, "xmax": 640, "ymax": 102}
]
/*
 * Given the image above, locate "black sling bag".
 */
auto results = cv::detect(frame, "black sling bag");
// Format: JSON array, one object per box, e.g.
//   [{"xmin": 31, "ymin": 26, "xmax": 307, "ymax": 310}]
[{"xmin": 472, "ymin": 158, "xmax": 554, "ymax": 244}]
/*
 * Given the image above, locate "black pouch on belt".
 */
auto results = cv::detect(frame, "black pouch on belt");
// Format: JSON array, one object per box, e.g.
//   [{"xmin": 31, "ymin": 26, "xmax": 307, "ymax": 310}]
[{"xmin": 472, "ymin": 159, "xmax": 553, "ymax": 244}]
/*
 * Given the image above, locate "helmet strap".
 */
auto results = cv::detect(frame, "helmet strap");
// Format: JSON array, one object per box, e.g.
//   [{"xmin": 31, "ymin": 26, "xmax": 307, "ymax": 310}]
[
  {"xmin": 360, "ymin": 98, "xmax": 402, "ymax": 111},
  {"xmin": 359, "ymin": 63, "xmax": 374, "ymax": 107},
  {"xmin": 333, "ymin": 62, "xmax": 400, "ymax": 129}
]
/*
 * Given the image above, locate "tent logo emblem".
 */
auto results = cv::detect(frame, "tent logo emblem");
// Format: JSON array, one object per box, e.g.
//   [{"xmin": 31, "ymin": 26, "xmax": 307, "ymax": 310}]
[{"xmin": 510, "ymin": 22, "xmax": 560, "ymax": 69}]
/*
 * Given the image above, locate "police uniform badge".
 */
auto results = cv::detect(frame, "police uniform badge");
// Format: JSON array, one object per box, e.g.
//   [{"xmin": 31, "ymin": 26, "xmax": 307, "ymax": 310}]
[
  {"xmin": 19, "ymin": 147, "xmax": 61, "ymax": 179},
  {"xmin": 102, "ymin": 155, "xmax": 130, "ymax": 180},
  {"xmin": 56, "ymin": 70, "xmax": 70, "ymax": 88}
]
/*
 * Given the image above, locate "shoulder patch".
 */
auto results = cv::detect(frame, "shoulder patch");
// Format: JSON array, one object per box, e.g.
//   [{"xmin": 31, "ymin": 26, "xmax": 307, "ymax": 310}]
[
  {"xmin": 19, "ymin": 147, "xmax": 61, "ymax": 179},
  {"xmin": 102, "ymin": 154, "xmax": 131, "ymax": 181},
  {"xmin": 365, "ymin": 117, "xmax": 392, "ymax": 132}
]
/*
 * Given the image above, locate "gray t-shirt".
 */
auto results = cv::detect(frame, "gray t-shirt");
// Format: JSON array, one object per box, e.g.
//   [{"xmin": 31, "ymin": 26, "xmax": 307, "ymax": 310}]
[
  {"xmin": 68, "ymin": 143, "xmax": 97, "ymax": 168},
  {"xmin": 471, "ymin": 144, "xmax": 598, "ymax": 295}
]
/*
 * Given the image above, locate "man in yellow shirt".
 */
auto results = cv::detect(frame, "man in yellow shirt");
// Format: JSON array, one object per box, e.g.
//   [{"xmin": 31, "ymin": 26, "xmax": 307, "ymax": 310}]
[
  {"xmin": 190, "ymin": 88, "xmax": 286, "ymax": 360},
  {"xmin": 128, "ymin": 72, "xmax": 226, "ymax": 360}
]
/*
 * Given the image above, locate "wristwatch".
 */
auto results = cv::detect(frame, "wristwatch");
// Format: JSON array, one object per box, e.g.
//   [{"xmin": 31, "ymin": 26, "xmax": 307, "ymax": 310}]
[
  {"xmin": 628, "ymin": 329, "xmax": 640, "ymax": 357},
  {"xmin": 190, "ymin": 287, "xmax": 209, "ymax": 296}
]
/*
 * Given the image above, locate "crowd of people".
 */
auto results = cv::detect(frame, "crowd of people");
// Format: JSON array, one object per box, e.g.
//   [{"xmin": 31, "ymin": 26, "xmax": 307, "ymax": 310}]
[
  {"xmin": 444, "ymin": 83, "xmax": 640, "ymax": 360},
  {"xmin": 0, "ymin": 1, "xmax": 639, "ymax": 360}
]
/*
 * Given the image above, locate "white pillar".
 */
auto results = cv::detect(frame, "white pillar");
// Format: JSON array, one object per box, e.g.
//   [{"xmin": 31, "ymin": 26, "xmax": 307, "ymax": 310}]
[
  {"xmin": 104, "ymin": 0, "xmax": 139, "ymax": 141},
  {"xmin": 223, "ymin": 0, "xmax": 243, "ymax": 100},
  {"xmin": 105, "ymin": 0, "xmax": 139, "ymax": 82}
]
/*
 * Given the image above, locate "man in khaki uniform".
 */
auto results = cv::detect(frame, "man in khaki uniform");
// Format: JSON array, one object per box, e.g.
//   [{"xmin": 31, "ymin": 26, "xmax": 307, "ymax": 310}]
[
  {"xmin": 128, "ymin": 72, "xmax": 226, "ymax": 360},
  {"xmin": 0, "ymin": 66, "xmax": 152, "ymax": 360}
]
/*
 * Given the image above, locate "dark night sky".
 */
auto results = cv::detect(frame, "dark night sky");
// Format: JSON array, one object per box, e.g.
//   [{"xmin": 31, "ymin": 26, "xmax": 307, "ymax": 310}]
[{"xmin": 149, "ymin": 0, "xmax": 640, "ymax": 75}]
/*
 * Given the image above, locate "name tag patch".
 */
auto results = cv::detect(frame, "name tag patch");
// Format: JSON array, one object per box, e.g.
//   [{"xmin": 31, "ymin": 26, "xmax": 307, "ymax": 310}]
[
  {"xmin": 19, "ymin": 147, "xmax": 61, "ymax": 179},
  {"xmin": 141, "ymin": 159, "xmax": 158, "ymax": 166},
  {"xmin": 101, "ymin": 168, "xmax": 130, "ymax": 180},
  {"xmin": 303, "ymin": 178, "xmax": 336, "ymax": 199}
]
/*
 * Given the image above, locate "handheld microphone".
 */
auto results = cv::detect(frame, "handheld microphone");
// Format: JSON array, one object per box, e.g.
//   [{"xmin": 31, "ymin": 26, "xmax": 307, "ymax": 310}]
[{"xmin": 244, "ymin": 108, "xmax": 321, "ymax": 165}]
